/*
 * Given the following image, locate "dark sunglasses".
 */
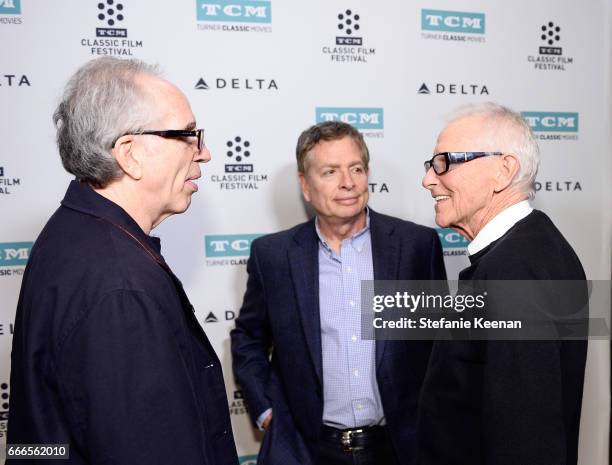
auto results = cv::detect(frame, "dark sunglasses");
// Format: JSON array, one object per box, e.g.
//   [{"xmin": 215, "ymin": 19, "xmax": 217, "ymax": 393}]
[{"xmin": 424, "ymin": 151, "xmax": 502, "ymax": 175}]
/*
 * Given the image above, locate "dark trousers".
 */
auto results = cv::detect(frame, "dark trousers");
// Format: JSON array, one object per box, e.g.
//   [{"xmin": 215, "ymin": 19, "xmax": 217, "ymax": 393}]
[{"xmin": 314, "ymin": 429, "xmax": 398, "ymax": 465}]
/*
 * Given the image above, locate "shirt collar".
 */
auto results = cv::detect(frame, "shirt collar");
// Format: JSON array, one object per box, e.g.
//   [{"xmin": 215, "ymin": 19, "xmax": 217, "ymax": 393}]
[
  {"xmin": 315, "ymin": 208, "xmax": 370, "ymax": 255},
  {"xmin": 467, "ymin": 200, "xmax": 533, "ymax": 256},
  {"xmin": 60, "ymin": 179, "xmax": 162, "ymax": 254}
]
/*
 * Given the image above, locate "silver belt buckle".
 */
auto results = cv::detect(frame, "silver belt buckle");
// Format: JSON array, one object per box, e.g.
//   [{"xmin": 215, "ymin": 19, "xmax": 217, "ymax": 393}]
[{"xmin": 341, "ymin": 428, "xmax": 363, "ymax": 452}]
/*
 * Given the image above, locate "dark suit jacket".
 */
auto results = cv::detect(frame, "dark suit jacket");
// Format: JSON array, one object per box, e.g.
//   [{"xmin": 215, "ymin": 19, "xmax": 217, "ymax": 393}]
[
  {"xmin": 8, "ymin": 181, "xmax": 238, "ymax": 465},
  {"xmin": 417, "ymin": 210, "xmax": 588, "ymax": 465},
  {"xmin": 231, "ymin": 209, "xmax": 446, "ymax": 465}
]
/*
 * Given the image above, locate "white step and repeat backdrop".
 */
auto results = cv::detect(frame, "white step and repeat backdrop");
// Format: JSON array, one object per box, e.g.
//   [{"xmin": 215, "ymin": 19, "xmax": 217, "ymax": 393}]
[{"xmin": 1, "ymin": 1, "xmax": 611, "ymax": 464}]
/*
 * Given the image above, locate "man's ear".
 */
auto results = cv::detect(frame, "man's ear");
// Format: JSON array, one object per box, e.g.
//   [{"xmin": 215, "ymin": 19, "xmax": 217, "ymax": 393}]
[
  {"xmin": 111, "ymin": 135, "xmax": 143, "ymax": 180},
  {"xmin": 299, "ymin": 172, "xmax": 311, "ymax": 202},
  {"xmin": 494, "ymin": 153, "xmax": 520, "ymax": 193}
]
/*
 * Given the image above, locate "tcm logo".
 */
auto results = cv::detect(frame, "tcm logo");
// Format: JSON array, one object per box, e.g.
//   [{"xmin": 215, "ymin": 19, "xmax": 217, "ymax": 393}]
[
  {"xmin": 225, "ymin": 135, "xmax": 253, "ymax": 173},
  {"xmin": 205, "ymin": 234, "xmax": 262, "ymax": 258},
  {"xmin": 421, "ymin": 9, "xmax": 485, "ymax": 34},
  {"xmin": 0, "ymin": 0, "xmax": 20, "ymax": 14},
  {"xmin": 0, "ymin": 242, "xmax": 32, "ymax": 266},
  {"xmin": 96, "ymin": 0, "xmax": 127, "ymax": 37},
  {"xmin": 521, "ymin": 112, "xmax": 578, "ymax": 132},
  {"xmin": 540, "ymin": 21, "xmax": 562, "ymax": 55},
  {"xmin": 316, "ymin": 107, "xmax": 384, "ymax": 130},
  {"xmin": 436, "ymin": 228, "xmax": 469, "ymax": 249},
  {"xmin": 336, "ymin": 9, "xmax": 362, "ymax": 45},
  {"xmin": 0, "ymin": 382, "xmax": 8, "ymax": 421},
  {"xmin": 197, "ymin": 0, "xmax": 271, "ymax": 23},
  {"xmin": 239, "ymin": 455, "xmax": 257, "ymax": 465}
]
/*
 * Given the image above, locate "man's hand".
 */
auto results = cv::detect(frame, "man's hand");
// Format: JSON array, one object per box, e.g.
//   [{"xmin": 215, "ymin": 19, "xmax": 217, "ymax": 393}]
[{"xmin": 261, "ymin": 412, "xmax": 273, "ymax": 431}]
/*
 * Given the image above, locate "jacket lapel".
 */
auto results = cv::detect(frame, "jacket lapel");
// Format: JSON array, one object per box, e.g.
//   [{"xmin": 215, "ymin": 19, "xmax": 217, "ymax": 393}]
[
  {"xmin": 288, "ymin": 220, "xmax": 323, "ymax": 386},
  {"xmin": 369, "ymin": 210, "xmax": 400, "ymax": 370}
]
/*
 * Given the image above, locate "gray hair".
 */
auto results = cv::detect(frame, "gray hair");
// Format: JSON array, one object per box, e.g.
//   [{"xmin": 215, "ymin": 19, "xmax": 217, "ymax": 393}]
[
  {"xmin": 446, "ymin": 102, "xmax": 540, "ymax": 199},
  {"xmin": 53, "ymin": 57, "xmax": 162, "ymax": 188}
]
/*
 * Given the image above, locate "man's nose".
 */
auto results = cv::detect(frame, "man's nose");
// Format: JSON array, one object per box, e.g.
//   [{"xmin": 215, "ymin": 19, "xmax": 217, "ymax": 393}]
[
  {"xmin": 339, "ymin": 169, "xmax": 356, "ymax": 189},
  {"xmin": 422, "ymin": 167, "xmax": 438, "ymax": 190},
  {"xmin": 195, "ymin": 145, "xmax": 211, "ymax": 163}
]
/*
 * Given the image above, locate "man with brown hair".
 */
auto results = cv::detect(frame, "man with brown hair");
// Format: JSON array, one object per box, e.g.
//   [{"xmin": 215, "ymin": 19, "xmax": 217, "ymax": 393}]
[{"xmin": 231, "ymin": 121, "xmax": 446, "ymax": 465}]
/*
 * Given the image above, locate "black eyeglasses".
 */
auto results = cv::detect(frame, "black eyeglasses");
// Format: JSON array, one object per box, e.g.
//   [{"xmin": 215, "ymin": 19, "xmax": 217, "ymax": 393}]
[
  {"xmin": 424, "ymin": 152, "xmax": 502, "ymax": 175},
  {"xmin": 115, "ymin": 129, "xmax": 205, "ymax": 151}
]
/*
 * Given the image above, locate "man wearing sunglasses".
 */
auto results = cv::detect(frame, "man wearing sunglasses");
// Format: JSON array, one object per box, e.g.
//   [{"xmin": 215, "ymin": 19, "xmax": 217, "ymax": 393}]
[
  {"xmin": 7, "ymin": 57, "xmax": 238, "ymax": 465},
  {"xmin": 418, "ymin": 102, "xmax": 587, "ymax": 465}
]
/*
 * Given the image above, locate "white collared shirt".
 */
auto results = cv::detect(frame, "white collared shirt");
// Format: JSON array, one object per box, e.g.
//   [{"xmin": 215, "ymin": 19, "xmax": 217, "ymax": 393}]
[{"xmin": 467, "ymin": 200, "xmax": 533, "ymax": 256}]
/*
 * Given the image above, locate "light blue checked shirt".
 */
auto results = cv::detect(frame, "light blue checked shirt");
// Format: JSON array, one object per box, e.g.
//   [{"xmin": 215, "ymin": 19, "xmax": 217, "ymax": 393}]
[
  {"xmin": 316, "ymin": 212, "xmax": 385, "ymax": 429},
  {"xmin": 255, "ymin": 212, "xmax": 385, "ymax": 430}
]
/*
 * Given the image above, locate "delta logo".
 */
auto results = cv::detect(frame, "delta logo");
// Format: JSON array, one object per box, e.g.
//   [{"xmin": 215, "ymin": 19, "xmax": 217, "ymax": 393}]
[
  {"xmin": 417, "ymin": 82, "xmax": 489, "ymax": 96},
  {"xmin": 0, "ymin": 321, "xmax": 15, "ymax": 337},
  {"xmin": 197, "ymin": 0, "xmax": 272, "ymax": 33},
  {"xmin": 194, "ymin": 76, "xmax": 278, "ymax": 91},
  {"xmin": 203, "ymin": 310, "xmax": 237, "ymax": 323}
]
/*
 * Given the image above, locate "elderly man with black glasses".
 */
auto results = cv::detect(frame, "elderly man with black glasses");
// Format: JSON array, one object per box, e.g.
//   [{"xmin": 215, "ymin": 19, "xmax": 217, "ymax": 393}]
[
  {"xmin": 417, "ymin": 102, "xmax": 588, "ymax": 465},
  {"xmin": 7, "ymin": 57, "xmax": 238, "ymax": 465}
]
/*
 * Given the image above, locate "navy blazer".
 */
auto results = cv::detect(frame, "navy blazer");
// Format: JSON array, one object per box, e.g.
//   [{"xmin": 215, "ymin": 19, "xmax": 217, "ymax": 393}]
[
  {"xmin": 8, "ymin": 181, "xmax": 238, "ymax": 465},
  {"xmin": 231, "ymin": 210, "xmax": 446, "ymax": 465}
]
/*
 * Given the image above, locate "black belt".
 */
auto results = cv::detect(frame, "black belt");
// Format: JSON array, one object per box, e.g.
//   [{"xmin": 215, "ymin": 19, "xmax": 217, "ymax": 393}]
[{"xmin": 320, "ymin": 424, "xmax": 388, "ymax": 452}]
